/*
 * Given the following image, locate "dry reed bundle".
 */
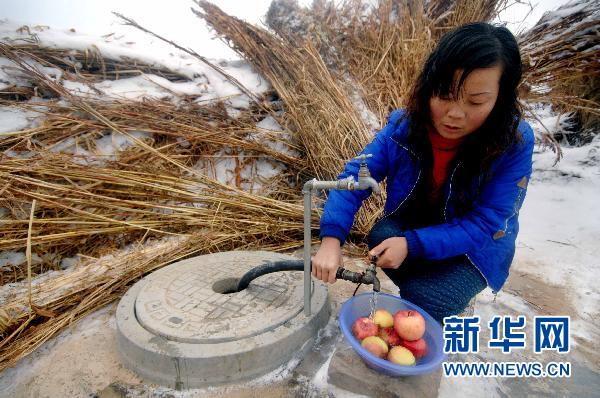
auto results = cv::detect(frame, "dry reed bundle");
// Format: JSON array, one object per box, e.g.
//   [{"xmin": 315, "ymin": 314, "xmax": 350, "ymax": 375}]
[
  {"xmin": 0, "ymin": 41, "xmax": 306, "ymax": 282},
  {"xmin": 0, "ymin": 155, "xmax": 298, "ymax": 253},
  {"xmin": 193, "ymin": 2, "xmax": 368, "ymax": 179},
  {"xmin": 193, "ymin": 0, "xmax": 386, "ymax": 237},
  {"xmin": 519, "ymin": 0, "xmax": 600, "ymax": 140},
  {"xmin": 0, "ymin": 26, "xmax": 371, "ymax": 367},
  {"xmin": 266, "ymin": 0, "xmax": 509, "ymax": 124},
  {"xmin": 0, "ymin": 97, "xmax": 300, "ymax": 171},
  {"xmin": 0, "ymin": 170, "xmax": 370, "ymax": 370}
]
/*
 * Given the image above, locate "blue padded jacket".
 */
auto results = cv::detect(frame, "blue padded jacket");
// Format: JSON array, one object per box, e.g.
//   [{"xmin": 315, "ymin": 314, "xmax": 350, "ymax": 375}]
[{"xmin": 319, "ymin": 109, "xmax": 535, "ymax": 293}]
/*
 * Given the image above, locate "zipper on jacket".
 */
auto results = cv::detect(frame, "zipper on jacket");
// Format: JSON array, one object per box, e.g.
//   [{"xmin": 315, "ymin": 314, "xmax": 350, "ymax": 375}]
[
  {"xmin": 387, "ymin": 135, "xmax": 498, "ymax": 299},
  {"xmin": 381, "ymin": 137, "xmax": 422, "ymax": 220},
  {"xmin": 499, "ymin": 183, "xmax": 526, "ymax": 237},
  {"xmin": 381, "ymin": 168, "xmax": 422, "ymax": 220},
  {"xmin": 444, "ymin": 161, "xmax": 497, "ymax": 299},
  {"xmin": 442, "ymin": 162, "xmax": 460, "ymax": 222}
]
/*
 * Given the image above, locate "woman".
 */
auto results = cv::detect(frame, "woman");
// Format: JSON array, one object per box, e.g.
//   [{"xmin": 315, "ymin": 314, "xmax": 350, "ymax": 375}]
[{"xmin": 311, "ymin": 22, "xmax": 534, "ymax": 324}]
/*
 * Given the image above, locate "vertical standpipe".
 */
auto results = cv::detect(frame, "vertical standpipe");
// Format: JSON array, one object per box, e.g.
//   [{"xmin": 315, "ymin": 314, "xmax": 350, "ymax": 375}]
[
  {"xmin": 301, "ymin": 178, "xmax": 356, "ymax": 316},
  {"xmin": 303, "ymin": 186, "xmax": 312, "ymax": 316},
  {"xmin": 301, "ymin": 155, "xmax": 379, "ymax": 316}
]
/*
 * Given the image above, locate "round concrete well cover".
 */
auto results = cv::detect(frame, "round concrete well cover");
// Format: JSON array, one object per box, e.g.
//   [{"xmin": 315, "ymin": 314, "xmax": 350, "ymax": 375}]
[
  {"xmin": 135, "ymin": 251, "xmax": 305, "ymax": 343},
  {"xmin": 116, "ymin": 250, "xmax": 330, "ymax": 388}
]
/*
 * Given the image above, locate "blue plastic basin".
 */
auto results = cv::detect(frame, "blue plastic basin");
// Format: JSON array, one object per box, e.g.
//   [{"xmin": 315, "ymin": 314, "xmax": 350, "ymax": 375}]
[{"xmin": 339, "ymin": 292, "xmax": 446, "ymax": 376}]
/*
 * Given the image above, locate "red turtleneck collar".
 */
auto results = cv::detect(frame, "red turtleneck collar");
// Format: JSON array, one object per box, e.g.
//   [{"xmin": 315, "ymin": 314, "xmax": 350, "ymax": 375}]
[{"xmin": 427, "ymin": 129, "xmax": 466, "ymax": 200}]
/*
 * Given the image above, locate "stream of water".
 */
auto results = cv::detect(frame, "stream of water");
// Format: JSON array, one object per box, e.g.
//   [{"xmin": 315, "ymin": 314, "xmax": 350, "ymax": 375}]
[{"xmin": 368, "ymin": 290, "xmax": 379, "ymax": 319}]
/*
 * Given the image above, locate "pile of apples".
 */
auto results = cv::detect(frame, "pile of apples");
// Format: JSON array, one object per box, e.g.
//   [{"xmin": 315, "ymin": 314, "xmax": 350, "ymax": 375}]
[{"xmin": 351, "ymin": 309, "xmax": 428, "ymax": 366}]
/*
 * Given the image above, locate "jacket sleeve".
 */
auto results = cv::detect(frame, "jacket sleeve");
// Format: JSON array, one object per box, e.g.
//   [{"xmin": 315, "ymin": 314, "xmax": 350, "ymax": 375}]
[
  {"xmin": 408, "ymin": 121, "xmax": 535, "ymax": 259},
  {"xmin": 319, "ymin": 110, "xmax": 404, "ymax": 244}
]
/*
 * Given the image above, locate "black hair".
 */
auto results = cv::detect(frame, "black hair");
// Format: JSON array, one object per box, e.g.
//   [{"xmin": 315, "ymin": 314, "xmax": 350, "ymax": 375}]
[{"xmin": 405, "ymin": 22, "xmax": 523, "ymax": 193}]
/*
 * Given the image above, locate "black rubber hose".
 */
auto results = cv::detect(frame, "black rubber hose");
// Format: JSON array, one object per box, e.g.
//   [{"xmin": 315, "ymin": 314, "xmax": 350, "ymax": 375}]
[
  {"xmin": 235, "ymin": 260, "xmax": 372, "ymax": 292},
  {"xmin": 236, "ymin": 260, "xmax": 304, "ymax": 291}
]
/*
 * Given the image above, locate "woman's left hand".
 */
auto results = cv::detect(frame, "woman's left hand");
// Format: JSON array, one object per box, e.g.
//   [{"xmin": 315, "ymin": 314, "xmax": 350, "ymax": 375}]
[{"xmin": 368, "ymin": 237, "xmax": 409, "ymax": 269}]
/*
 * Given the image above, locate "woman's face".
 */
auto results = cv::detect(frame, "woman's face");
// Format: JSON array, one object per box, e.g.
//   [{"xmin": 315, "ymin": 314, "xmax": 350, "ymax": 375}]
[{"xmin": 429, "ymin": 65, "xmax": 502, "ymax": 139}]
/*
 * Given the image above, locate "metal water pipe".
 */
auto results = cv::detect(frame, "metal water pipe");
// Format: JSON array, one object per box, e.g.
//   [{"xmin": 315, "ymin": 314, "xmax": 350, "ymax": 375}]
[{"xmin": 301, "ymin": 154, "xmax": 381, "ymax": 316}]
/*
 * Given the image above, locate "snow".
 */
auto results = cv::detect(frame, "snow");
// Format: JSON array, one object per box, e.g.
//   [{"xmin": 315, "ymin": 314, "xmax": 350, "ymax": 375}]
[
  {"xmin": 0, "ymin": 105, "xmax": 45, "ymax": 133},
  {"xmin": 515, "ymin": 135, "xmax": 600, "ymax": 320},
  {"xmin": 62, "ymin": 74, "xmax": 202, "ymax": 100},
  {"xmin": 536, "ymin": 0, "xmax": 597, "ymax": 26},
  {"xmin": 94, "ymin": 130, "xmax": 151, "ymax": 158},
  {"xmin": 253, "ymin": 115, "xmax": 299, "ymax": 156},
  {"xmin": 0, "ymin": 57, "xmax": 31, "ymax": 89},
  {"xmin": 193, "ymin": 147, "xmax": 287, "ymax": 194},
  {"xmin": 0, "ymin": 20, "xmax": 270, "ymax": 107},
  {"xmin": 526, "ymin": 103, "xmax": 575, "ymax": 138},
  {"xmin": 0, "ymin": 20, "xmax": 203, "ymax": 80},
  {"xmin": 39, "ymin": 130, "xmax": 152, "ymax": 166},
  {"xmin": 0, "ymin": 251, "xmax": 26, "ymax": 269},
  {"xmin": 59, "ymin": 255, "xmax": 83, "ymax": 270},
  {"xmin": 350, "ymin": 90, "xmax": 380, "ymax": 132}
]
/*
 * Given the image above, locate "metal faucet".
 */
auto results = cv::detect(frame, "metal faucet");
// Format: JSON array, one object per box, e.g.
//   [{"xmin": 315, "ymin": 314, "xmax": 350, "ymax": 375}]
[
  {"xmin": 335, "ymin": 255, "xmax": 380, "ymax": 292},
  {"xmin": 355, "ymin": 155, "xmax": 380, "ymax": 193},
  {"xmin": 301, "ymin": 154, "xmax": 380, "ymax": 316}
]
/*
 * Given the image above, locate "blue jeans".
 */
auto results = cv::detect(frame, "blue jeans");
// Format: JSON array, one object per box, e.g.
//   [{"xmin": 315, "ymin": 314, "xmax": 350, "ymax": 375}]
[{"xmin": 367, "ymin": 217, "xmax": 486, "ymax": 324}]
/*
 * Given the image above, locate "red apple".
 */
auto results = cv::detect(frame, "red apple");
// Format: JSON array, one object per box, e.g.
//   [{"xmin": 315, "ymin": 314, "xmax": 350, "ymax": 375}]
[
  {"xmin": 401, "ymin": 338, "xmax": 429, "ymax": 359},
  {"xmin": 387, "ymin": 346, "xmax": 416, "ymax": 366},
  {"xmin": 393, "ymin": 310, "xmax": 426, "ymax": 341},
  {"xmin": 372, "ymin": 309, "xmax": 394, "ymax": 328},
  {"xmin": 352, "ymin": 317, "xmax": 379, "ymax": 340},
  {"xmin": 361, "ymin": 336, "xmax": 389, "ymax": 358},
  {"xmin": 379, "ymin": 326, "xmax": 402, "ymax": 347}
]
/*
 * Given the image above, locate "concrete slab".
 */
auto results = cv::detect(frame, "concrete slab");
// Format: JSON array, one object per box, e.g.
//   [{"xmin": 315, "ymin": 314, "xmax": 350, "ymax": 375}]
[
  {"xmin": 328, "ymin": 337, "xmax": 442, "ymax": 397},
  {"xmin": 116, "ymin": 251, "xmax": 330, "ymax": 389}
]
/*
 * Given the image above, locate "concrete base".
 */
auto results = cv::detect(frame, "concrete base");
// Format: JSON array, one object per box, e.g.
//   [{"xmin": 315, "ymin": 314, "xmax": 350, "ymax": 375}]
[
  {"xmin": 328, "ymin": 337, "xmax": 442, "ymax": 397},
  {"xmin": 116, "ymin": 251, "xmax": 330, "ymax": 389}
]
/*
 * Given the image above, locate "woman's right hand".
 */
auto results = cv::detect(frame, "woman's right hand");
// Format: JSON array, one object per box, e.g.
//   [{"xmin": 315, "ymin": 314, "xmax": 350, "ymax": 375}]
[{"xmin": 311, "ymin": 237, "xmax": 343, "ymax": 284}]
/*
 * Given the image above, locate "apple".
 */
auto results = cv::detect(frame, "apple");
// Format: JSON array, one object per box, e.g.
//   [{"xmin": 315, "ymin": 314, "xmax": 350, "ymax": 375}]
[
  {"xmin": 387, "ymin": 345, "xmax": 416, "ymax": 366},
  {"xmin": 361, "ymin": 336, "xmax": 389, "ymax": 358},
  {"xmin": 372, "ymin": 309, "xmax": 394, "ymax": 328},
  {"xmin": 379, "ymin": 326, "xmax": 402, "ymax": 347},
  {"xmin": 393, "ymin": 310, "xmax": 426, "ymax": 341},
  {"xmin": 352, "ymin": 317, "xmax": 379, "ymax": 340},
  {"xmin": 401, "ymin": 338, "xmax": 429, "ymax": 359}
]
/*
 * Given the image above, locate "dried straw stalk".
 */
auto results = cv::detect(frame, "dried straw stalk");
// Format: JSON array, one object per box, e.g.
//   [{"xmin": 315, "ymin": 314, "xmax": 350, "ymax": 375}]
[
  {"xmin": 193, "ymin": 0, "xmax": 386, "ymax": 236},
  {"xmin": 519, "ymin": 0, "xmax": 600, "ymax": 133},
  {"xmin": 0, "ymin": 97, "xmax": 300, "ymax": 166}
]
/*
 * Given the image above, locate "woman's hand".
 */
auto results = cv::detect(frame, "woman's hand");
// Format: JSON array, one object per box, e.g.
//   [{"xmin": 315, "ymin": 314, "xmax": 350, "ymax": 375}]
[
  {"xmin": 368, "ymin": 237, "xmax": 408, "ymax": 269},
  {"xmin": 312, "ymin": 237, "xmax": 343, "ymax": 284}
]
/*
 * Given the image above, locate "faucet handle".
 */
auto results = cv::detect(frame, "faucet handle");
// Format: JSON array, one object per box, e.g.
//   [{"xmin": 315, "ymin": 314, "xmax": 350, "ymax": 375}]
[
  {"xmin": 354, "ymin": 154, "xmax": 373, "ymax": 163},
  {"xmin": 355, "ymin": 154, "xmax": 373, "ymax": 177}
]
